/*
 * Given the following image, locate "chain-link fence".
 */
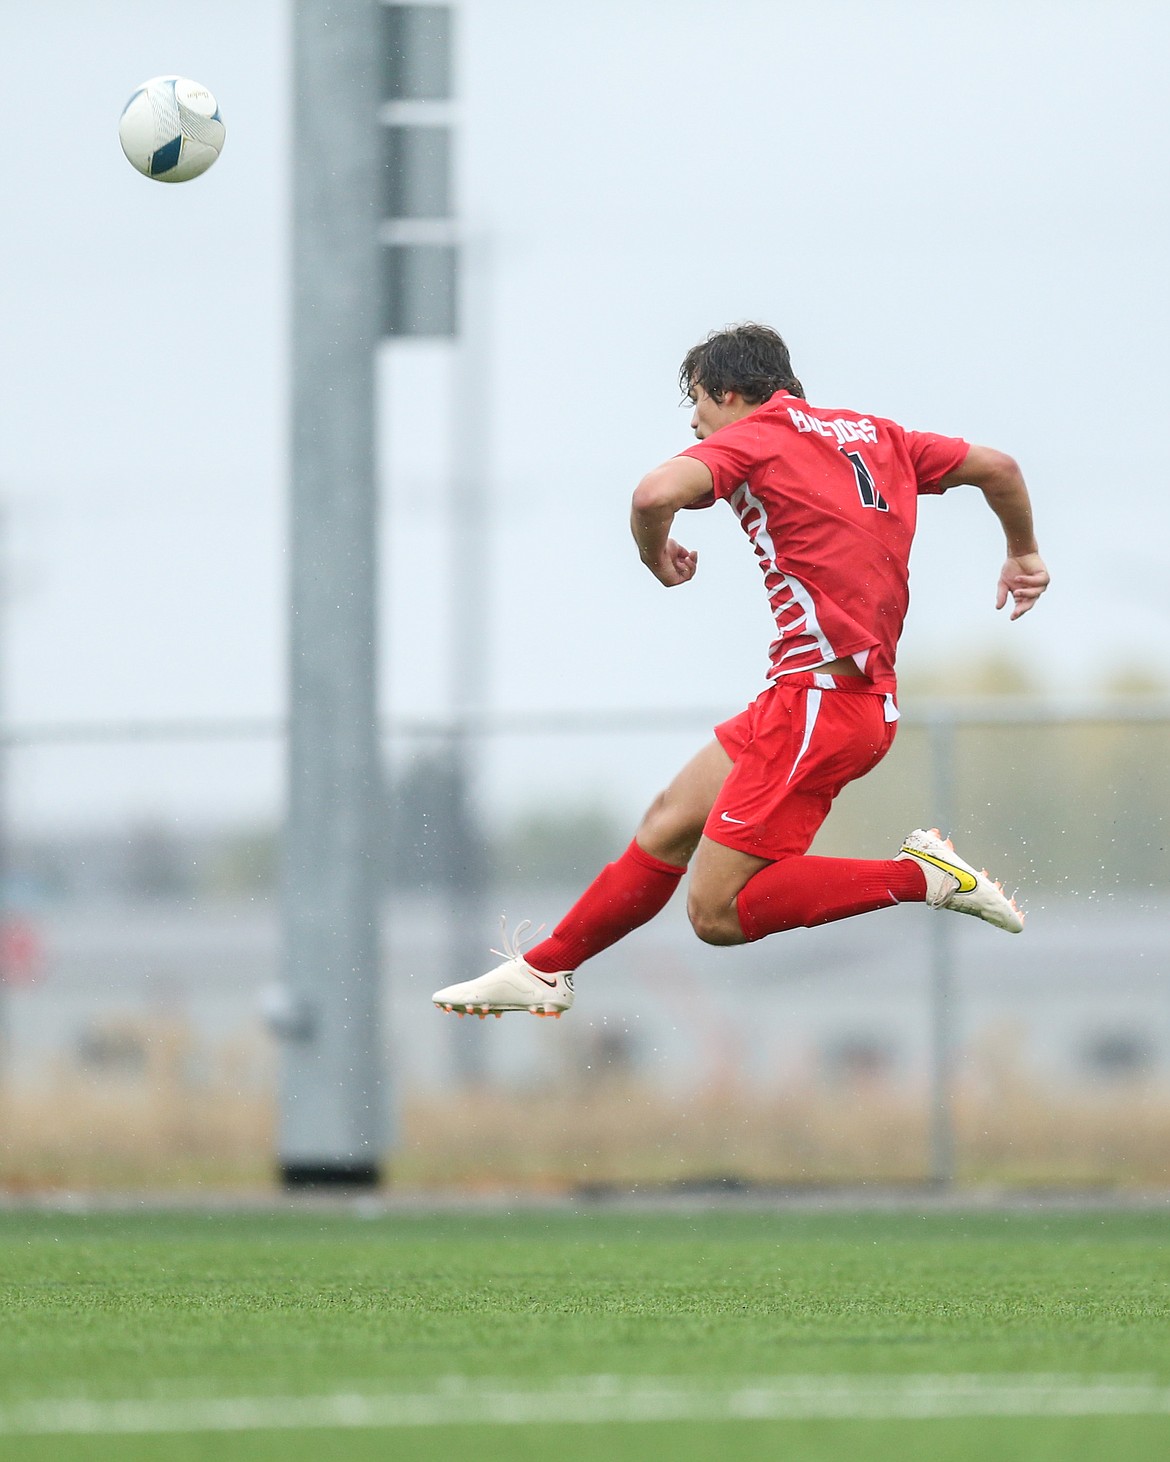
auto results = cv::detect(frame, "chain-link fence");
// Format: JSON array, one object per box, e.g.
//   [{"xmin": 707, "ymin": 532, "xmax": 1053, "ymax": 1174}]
[{"xmin": 0, "ymin": 698, "xmax": 1166, "ymax": 1192}]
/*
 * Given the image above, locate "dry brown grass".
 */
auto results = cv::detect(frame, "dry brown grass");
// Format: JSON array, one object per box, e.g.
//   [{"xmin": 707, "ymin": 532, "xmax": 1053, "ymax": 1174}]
[
  {"xmin": 0, "ymin": 1017, "xmax": 276, "ymax": 1191},
  {"xmin": 2, "ymin": 1017, "xmax": 1168, "ymax": 1193},
  {"xmin": 396, "ymin": 1076, "xmax": 1170, "ymax": 1192}
]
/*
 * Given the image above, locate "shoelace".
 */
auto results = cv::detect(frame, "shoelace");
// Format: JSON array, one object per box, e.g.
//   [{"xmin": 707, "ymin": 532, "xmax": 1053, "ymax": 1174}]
[{"xmin": 490, "ymin": 915, "xmax": 547, "ymax": 964}]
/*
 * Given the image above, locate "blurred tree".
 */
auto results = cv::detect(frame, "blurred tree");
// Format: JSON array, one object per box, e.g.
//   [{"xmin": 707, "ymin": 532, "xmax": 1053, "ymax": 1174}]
[
  {"xmin": 495, "ymin": 806, "xmax": 625, "ymax": 887},
  {"xmin": 897, "ymin": 651, "xmax": 1035, "ymax": 698},
  {"xmin": 203, "ymin": 829, "xmax": 280, "ymax": 898},
  {"xmin": 1100, "ymin": 665, "xmax": 1169, "ymax": 697}
]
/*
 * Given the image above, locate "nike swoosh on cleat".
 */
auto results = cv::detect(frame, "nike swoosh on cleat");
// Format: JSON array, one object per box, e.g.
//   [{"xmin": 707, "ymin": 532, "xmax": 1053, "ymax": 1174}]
[
  {"xmin": 904, "ymin": 847, "xmax": 979, "ymax": 894},
  {"xmin": 529, "ymin": 969, "xmax": 558, "ymax": 989}
]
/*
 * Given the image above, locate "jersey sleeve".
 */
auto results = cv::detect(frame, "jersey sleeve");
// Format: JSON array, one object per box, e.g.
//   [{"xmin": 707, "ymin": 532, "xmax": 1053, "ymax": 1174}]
[
  {"xmin": 678, "ymin": 422, "xmax": 762, "ymax": 502},
  {"xmin": 902, "ymin": 430, "xmax": 970, "ymax": 495},
  {"xmin": 679, "ymin": 489, "xmax": 717, "ymax": 511}
]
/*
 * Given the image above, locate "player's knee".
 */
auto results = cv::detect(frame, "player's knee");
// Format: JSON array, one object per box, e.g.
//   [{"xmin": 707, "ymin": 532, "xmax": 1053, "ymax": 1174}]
[
  {"xmin": 635, "ymin": 788, "xmax": 669, "ymax": 838},
  {"xmin": 686, "ymin": 892, "xmax": 740, "ymax": 946},
  {"xmin": 637, "ymin": 789, "xmax": 703, "ymax": 866}
]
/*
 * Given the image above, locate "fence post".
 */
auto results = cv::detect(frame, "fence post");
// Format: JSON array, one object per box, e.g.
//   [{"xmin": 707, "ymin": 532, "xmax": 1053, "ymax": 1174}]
[{"xmin": 927, "ymin": 707, "xmax": 958, "ymax": 1187}]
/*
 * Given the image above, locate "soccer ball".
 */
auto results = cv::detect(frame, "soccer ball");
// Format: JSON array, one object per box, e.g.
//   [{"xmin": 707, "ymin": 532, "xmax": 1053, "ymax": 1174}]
[{"xmin": 118, "ymin": 76, "xmax": 225, "ymax": 183}]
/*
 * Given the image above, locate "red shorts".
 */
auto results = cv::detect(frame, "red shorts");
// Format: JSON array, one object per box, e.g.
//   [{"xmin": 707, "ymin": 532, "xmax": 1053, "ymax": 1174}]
[{"xmin": 705, "ymin": 674, "xmax": 899, "ymax": 861}]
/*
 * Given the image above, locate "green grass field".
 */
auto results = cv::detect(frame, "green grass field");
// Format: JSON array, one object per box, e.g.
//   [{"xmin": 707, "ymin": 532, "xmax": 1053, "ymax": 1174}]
[{"xmin": 1, "ymin": 1206, "xmax": 1168, "ymax": 1460}]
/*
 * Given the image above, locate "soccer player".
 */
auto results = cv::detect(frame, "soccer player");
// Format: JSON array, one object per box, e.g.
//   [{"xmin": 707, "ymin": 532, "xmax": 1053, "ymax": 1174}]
[{"xmin": 433, "ymin": 324, "xmax": 1050, "ymax": 1019}]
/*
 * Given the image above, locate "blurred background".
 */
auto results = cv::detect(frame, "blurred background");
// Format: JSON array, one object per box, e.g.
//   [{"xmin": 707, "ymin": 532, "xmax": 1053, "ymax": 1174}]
[{"xmin": 0, "ymin": 0, "xmax": 1167, "ymax": 1193}]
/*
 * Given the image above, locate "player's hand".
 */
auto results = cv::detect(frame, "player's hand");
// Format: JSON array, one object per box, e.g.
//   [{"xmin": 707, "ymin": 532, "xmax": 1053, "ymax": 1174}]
[
  {"xmin": 650, "ymin": 539, "xmax": 698, "ymax": 587},
  {"xmin": 996, "ymin": 552, "xmax": 1050, "ymax": 620}
]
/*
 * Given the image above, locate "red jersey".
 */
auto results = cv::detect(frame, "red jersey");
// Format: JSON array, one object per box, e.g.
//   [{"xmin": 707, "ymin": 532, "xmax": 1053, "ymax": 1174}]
[{"xmin": 680, "ymin": 391, "xmax": 968, "ymax": 694}]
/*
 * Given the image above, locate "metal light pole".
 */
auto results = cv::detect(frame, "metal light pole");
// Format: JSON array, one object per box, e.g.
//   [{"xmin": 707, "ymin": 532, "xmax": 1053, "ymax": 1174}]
[{"xmin": 279, "ymin": 0, "xmax": 385, "ymax": 1188}]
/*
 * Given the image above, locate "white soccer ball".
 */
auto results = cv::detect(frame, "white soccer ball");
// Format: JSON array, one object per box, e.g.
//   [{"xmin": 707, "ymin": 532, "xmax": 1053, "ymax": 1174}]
[{"xmin": 118, "ymin": 76, "xmax": 225, "ymax": 183}]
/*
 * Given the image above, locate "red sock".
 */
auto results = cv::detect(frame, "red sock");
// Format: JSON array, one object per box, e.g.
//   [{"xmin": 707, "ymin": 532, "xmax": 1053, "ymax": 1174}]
[
  {"xmin": 736, "ymin": 855, "xmax": 927, "ymax": 942},
  {"xmin": 525, "ymin": 839, "xmax": 686, "ymax": 973}
]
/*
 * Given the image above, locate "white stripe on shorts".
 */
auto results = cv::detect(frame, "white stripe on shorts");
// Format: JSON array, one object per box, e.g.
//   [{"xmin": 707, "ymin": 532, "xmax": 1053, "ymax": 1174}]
[{"xmin": 786, "ymin": 688, "xmax": 822, "ymax": 784}]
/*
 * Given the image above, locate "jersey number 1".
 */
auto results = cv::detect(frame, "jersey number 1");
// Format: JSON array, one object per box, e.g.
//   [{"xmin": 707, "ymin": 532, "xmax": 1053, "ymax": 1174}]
[{"xmin": 842, "ymin": 449, "xmax": 889, "ymax": 512}]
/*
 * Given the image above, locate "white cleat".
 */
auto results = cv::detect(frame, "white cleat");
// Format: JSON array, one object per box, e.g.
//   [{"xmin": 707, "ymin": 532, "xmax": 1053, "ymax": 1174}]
[
  {"xmin": 896, "ymin": 827, "xmax": 1024, "ymax": 934},
  {"xmin": 431, "ymin": 920, "xmax": 575, "ymax": 1019}
]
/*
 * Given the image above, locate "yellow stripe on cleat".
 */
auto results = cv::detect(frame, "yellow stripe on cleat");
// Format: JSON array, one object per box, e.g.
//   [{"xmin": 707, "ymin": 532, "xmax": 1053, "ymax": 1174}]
[{"xmin": 903, "ymin": 846, "xmax": 979, "ymax": 894}]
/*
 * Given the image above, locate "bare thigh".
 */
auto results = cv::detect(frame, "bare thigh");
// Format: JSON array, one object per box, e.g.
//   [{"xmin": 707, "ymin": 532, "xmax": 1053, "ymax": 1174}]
[{"xmin": 634, "ymin": 740, "xmax": 734, "ymax": 868}]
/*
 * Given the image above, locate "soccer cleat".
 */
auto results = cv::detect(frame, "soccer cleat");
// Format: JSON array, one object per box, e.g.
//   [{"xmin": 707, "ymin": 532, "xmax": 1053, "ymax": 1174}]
[
  {"xmin": 431, "ymin": 919, "xmax": 575, "ymax": 1018},
  {"xmin": 896, "ymin": 827, "xmax": 1024, "ymax": 933}
]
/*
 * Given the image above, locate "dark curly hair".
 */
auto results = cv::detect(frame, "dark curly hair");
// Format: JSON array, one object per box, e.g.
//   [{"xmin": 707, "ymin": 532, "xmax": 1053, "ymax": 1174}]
[{"xmin": 679, "ymin": 322, "xmax": 805, "ymax": 404}]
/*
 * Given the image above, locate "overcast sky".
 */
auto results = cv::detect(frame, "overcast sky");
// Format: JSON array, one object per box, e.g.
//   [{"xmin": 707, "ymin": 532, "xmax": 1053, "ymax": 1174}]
[{"xmin": 2, "ymin": 0, "xmax": 1168, "ymax": 830}]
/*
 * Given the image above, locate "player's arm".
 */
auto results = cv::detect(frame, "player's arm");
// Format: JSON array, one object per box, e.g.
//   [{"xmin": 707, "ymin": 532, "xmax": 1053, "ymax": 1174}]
[
  {"xmin": 937, "ymin": 445, "xmax": 1050, "ymax": 620},
  {"xmin": 630, "ymin": 456, "xmax": 714, "ymax": 587}
]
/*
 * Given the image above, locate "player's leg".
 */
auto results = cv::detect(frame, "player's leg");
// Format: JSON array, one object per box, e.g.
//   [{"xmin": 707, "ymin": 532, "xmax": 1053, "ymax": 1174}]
[
  {"xmin": 687, "ymin": 683, "xmax": 928, "ymax": 945},
  {"xmin": 689, "ymin": 685, "xmax": 1022, "ymax": 944},
  {"xmin": 685, "ymin": 820, "xmax": 927, "ymax": 946},
  {"xmin": 685, "ymin": 836, "xmax": 770, "ymax": 945},
  {"xmin": 521, "ymin": 738, "xmax": 731, "ymax": 973},
  {"xmin": 631, "ymin": 737, "xmax": 734, "ymax": 866},
  {"xmin": 431, "ymin": 740, "xmax": 732, "ymax": 1016},
  {"xmin": 731, "ymin": 831, "xmax": 1024, "ymax": 939},
  {"xmin": 733, "ymin": 842, "xmax": 929, "ymax": 941}
]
